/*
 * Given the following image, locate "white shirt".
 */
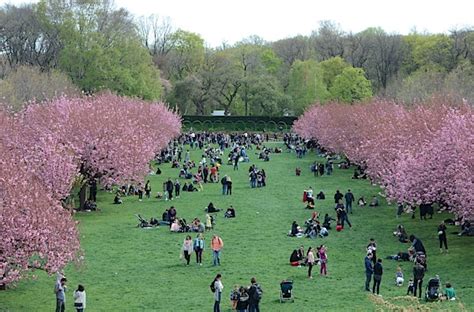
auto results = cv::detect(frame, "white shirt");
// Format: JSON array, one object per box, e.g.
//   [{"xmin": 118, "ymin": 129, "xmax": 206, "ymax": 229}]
[
  {"xmin": 214, "ymin": 280, "xmax": 223, "ymax": 301},
  {"xmin": 73, "ymin": 290, "xmax": 86, "ymax": 309}
]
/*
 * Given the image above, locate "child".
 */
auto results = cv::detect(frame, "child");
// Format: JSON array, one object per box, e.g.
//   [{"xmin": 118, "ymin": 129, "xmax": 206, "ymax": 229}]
[
  {"xmin": 230, "ymin": 284, "xmax": 239, "ymax": 309},
  {"xmin": 205, "ymin": 214, "xmax": 212, "ymax": 231},
  {"xmin": 295, "ymin": 167, "xmax": 301, "ymax": 176},
  {"xmin": 395, "ymin": 266, "xmax": 404, "ymax": 286},
  {"xmin": 444, "ymin": 282, "xmax": 456, "ymax": 301},
  {"xmin": 407, "ymin": 279, "xmax": 414, "ymax": 295}
]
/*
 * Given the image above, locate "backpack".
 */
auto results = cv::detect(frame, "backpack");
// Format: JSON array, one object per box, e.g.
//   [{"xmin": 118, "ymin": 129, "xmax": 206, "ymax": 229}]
[
  {"xmin": 252, "ymin": 284, "xmax": 262, "ymax": 301},
  {"xmin": 210, "ymin": 280, "xmax": 216, "ymax": 293}
]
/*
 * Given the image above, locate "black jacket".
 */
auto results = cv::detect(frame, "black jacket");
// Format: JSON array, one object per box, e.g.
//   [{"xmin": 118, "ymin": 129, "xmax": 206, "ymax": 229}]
[{"xmin": 374, "ymin": 262, "xmax": 383, "ymax": 276}]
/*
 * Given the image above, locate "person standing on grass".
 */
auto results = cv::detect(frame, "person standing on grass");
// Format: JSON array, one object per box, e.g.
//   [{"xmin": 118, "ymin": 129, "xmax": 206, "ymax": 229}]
[
  {"xmin": 319, "ymin": 245, "xmax": 328, "ymax": 276},
  {"xmin": 144, "ymin": 180, "xmax": 151, "ymax": 199},
  {"xmin": 334, "ymin": 190, "xmax": 343, "ymax": 204},
  {"xmin": 55, "ymin": 277, "xmax": 67, "ymax": 312},
  {"xmin": 203, "ymin": 165, "xmax": 209, "ymax": 183},
  {"xmin": 367, "ymin": 238, "xmax": 377, "ymax": 264},
  {"xmin": 73, "ymin": 284, "xmax": 86, "ymax": 312},
  {"xmin": 221, "ymin": 175, "xmax": 228, "ymax": 195},
  {"xmin": 137, "ymin": 182, "xmax": 143, "ymax": 201},
  {"xmin": 213, "ymin": 274, "xmax": 224, "ymax": 312},
  {"xmin": 165, "ymin": 178, "xmax": 174, "ymax": 200},
  {"xmin": 182, "ymin": 235, "xmax": 193, "ymax": 265},
  {"xmin": 174, "ymin": 179, "xmax": 180, "ymax": 199},
  {"xmin": 413, "ymin": 261, "xmax": 425, "ymax": 298},
  {"xmin": 248, "ymin": 277, "xmax": 262, "ymax": 312},
  {"xmin": 211, "ymin": 235, "xmax": 224, "ymax": 266},
  {"xmin": 365, "ymin": 253, "xmax": 373, "ymax": 291},
  {"xmin": 438, "ymin": 221, "xmax": 448, "ymax": 253},
  {"xmin": 307, "ymin": 247, "xmax": 315, "ymax": 279},
  {"xmin": 345, "ymin": 189, "xmax": 355, "ymax": 214},
  {"xmin": 373, "ymin": 259, "xmax": 383, "ymax": 295},
  {"xmin": 193, "ymin": 233, "xmax": 204, "ymax": 266},
  {"xmin": 226, "ymin": 176, "xmax": 232, "ymax": 195}
]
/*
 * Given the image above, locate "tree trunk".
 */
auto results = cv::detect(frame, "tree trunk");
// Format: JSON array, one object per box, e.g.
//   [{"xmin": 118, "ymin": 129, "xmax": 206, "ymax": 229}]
[{"xmin": 79, "ymin": 183, "xmax": 88, "ymax": 210}]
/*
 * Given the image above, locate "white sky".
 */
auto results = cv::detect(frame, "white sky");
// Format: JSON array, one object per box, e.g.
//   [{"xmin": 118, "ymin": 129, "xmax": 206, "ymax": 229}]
[{"xmin": 2, "ymin": 0, "xmax": 473, "ymax": 47}]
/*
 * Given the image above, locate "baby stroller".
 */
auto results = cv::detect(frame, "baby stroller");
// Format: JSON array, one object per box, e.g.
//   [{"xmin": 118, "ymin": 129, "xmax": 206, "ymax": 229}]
[
  {"xmin": 280, "ymin": 280, "xmax": 294, "ymax": 303},
  {"xmin": 135, "ymin": 214, "xmax": 152, "ymax": 228},
  {"xmin": 425, "ymin": 278, "xmax": 440, "ymax": 302}
]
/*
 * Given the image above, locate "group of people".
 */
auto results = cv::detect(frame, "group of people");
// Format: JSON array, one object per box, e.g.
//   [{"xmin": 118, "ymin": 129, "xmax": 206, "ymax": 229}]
[
  {"xmin": 289, "ymin": 245, "xmax": 328, "ymax": 279},
  {"xmin": 212, "ymin": 275, "xmax": 263, "ymax": 312},
  {"xmin": 248, "ymin": 165, "xmax": 267, "ymax": 188},
  {"xmin": 54, "ymin": 273, "xmax": 86, "ymax": 312},
  {"xmin": 180, "ymin": 234, "xmax": 224, "ymax": 266}
]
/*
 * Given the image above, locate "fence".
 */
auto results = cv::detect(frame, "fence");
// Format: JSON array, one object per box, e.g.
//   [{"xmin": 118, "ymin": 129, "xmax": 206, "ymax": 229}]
[{"xmin": 182, "ymin": 116, "xmax": 297, "ymax": 132}]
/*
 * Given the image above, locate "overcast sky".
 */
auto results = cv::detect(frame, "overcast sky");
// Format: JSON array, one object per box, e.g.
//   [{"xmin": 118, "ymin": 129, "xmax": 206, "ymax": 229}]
[{"xmin": 2, "ymin": 0, "xmax": 473, "ymax": 47}]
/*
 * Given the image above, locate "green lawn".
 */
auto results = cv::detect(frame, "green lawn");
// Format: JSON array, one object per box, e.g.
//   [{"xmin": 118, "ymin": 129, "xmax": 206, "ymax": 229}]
[{"xmin": 1, "ymin": 143, "xmax": 473, "ymax": 311}]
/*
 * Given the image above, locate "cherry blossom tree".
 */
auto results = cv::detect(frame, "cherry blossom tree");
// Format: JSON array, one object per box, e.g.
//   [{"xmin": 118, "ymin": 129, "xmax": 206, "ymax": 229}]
[
  {"xmin": 0, "ymin": 93, "xmax": 181, "ymax": 286},
  {"xmin": 294, "ymin": 99, "xmax": 473, "ymax": 219},
  {"xmin": 0, "ymin": 115, "xmax": 80, "ymax": 286},
  {"xmin": 19, "ymin": 93, "xmax": 181, "ymax": 207}
]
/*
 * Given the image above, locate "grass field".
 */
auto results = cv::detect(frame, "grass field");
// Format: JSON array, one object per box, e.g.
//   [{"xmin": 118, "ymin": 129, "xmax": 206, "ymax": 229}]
[{"xmin": 1, "ymin": 143, "xmax": 473, "ymax": 311}]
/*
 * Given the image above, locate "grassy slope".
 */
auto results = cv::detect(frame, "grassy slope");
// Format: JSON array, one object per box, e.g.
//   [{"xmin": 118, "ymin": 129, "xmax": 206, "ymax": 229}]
[{"xmin": 0, "ymin": 143, "xmax": 472, "ymax": 311}]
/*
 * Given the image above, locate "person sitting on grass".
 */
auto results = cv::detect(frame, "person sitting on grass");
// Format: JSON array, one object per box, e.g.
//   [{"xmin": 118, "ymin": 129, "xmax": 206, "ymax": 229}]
[
  {"xmin": 289, "ymin": 221, "xmax": 303, "ymax": 237},
  {"xmin": 113, "ymin": 193, "xmax": 123, "ymax": 204},
  {"xmin": 369, "ymin": 196, "xmax": 379, "ymax": 207},
  {"xmin": 393, "ymin": 225, "xmax": 409, "ymax": 243},
  {"xmin": 224, "ymin": 206, "xmax": 236, "ymax": 218},
  {"xmin": 170, "ymin": 219, "xmax": 182, "ymax": 232},
  {"xmin": 442, "ymin": 282, "xmax": 456, "ymax": 301},
  {"xmin": 191, "ymin": 218, "xmax": 205, "ymax": 233},
  {"xmin": 358, "ymin": 197, "xmax": 367, "ymax": 206},
  {"xmin": 458, "ymin": 220, "xmax": 471, "ymax": 236},
  {"xmin": 316, "ymin": 191, "xmax": 325, "ymax": 200},
  {"xmin": 323, "ymin": 213, "xmax": 336, "ymax": 230},
  {"xmin": 205, "ymin": 202, "xmax": 221, "ymax": 213}
]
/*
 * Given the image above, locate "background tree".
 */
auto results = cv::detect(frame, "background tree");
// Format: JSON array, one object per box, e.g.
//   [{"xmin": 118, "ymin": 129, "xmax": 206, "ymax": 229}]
[
  {"xmin": 0, "ymin": 65, "xmax": 79, "ymax": 112},
  {"xmin": 329, "ymin": 67, "xmax": 372, "ymax": 103},
  {"xmin": 287, "ymin": 60, "xmax": 329, "ymax": 114}
]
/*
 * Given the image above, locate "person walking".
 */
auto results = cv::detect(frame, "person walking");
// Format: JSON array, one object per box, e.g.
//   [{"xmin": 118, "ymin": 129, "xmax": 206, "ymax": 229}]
[
  {"xmin": 372, "ymin": 259, "xmax": 383, "ymax": 295},
  {"xmin": 307, "ymin": 247, "xmax": 315, "ymax": 279},
  {"xmin": 193, "ymin": 233, "xmax": 204, "ymax": 266},
  {"xmin": 339, "ymin": 203, "xmax": 352, "ymax": 229},
  {"xmin": 73, "ymin": 284, "xmax": 86, "ymax": 312},
  {"xmin": 438, "ymin": 221, "xmax": 448, "ymax": 253},
  {"xmin": 248, "ymin": 277, "xmax": 262, "ymax": 312},
  {"xmin": 413, "ymin": 261, "xmax": 425, "ymax": 298},
  {"xmin": 365, "ymin": 253, "xmax": 373, "ymax": 291},
  {"xmin": 221, "ymin": 175, "xmax": 228, "ymax": 195},
  {"xmin": 55, "ymin": 277, "xmax": 67, "ymax": 312},
  {"xmin": 182, "ymin": 235, "xmax": 193, "ymax": 265},
  {"xmin": 345, "ymin": 189, "xmax": 355, "ymax": 214},
  {"xmin": 212, "ymin": 274, "xmax": 224, "ymax": 312},
  {"xmin": 211, "ymin": 235, "xmax": 224, "ymax": 266}
]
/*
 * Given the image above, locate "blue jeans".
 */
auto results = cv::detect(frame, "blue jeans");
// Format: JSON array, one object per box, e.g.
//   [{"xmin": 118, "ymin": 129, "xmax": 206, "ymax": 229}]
[
  {"xmin": 213, "ymin": 250, "xmax": 221, "ymax": 265},
  {"xmin": 250, "ymin": 180, "xmax": 256, "ymax": 188},
  {"xmin": 222, "ymin": 185, "xmax": 227, "ymax": 195},
  {"xmin": 365, "ymin": 273, "xmax": 372, "ymax": 290},
  {"xmin": 341, "ymin": 214, "xmax": 352, "ymax": 228},
  {"xmin": 346, "ymin": 201, "xmax": 353, "ymax": 214},
  {"xmin": 249, "ymin": 302, "xmax": 260, "ymax": 312}
]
